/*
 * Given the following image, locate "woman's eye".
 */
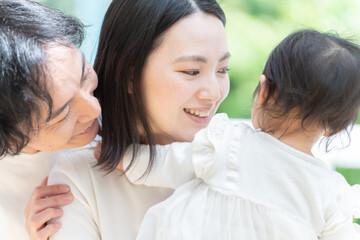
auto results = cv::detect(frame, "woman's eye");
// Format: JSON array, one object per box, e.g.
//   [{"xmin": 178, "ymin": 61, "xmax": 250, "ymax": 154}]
[
  {"xmin": 181, "ymin": 70, "xmax": 199, "ymax": 76},
  {"xmin": 218, "ymin": 68, "xmax": 230, "ymax": 74}
]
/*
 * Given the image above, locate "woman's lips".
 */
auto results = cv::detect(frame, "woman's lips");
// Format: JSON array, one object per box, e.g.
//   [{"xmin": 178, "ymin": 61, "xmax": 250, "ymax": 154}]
[{"xmin": 184, "ymin": 108, "xmax": 212, "ymax": 124}]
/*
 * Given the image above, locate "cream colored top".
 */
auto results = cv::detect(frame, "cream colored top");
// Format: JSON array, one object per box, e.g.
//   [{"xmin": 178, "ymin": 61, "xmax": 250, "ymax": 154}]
[
  {"xmin": 48, "ymin": 142, "xmax": 173, "ymax": 240},
  {"xmin": 0, "ymin": 151, "xmax": 58, "ymax": 240},
  {"xmin": 125, "ymin": 113, "xmax": 360, "ymax": 240}
]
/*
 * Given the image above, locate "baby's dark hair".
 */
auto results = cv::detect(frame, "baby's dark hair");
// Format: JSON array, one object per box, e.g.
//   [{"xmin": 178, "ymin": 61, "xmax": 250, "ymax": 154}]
[{"xmin": 254, "ymin": 29, "xmax": 360, "ymax": 142}]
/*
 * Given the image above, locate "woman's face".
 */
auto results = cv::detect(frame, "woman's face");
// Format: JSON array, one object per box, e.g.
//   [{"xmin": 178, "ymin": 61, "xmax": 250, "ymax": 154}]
[
  {"xmin": 142, "ymin": 12, "xmax": 230, "ymax": 144},
  {"xmin": 22, "ymin": 46, "xmax": 101, "ymax": 153}
]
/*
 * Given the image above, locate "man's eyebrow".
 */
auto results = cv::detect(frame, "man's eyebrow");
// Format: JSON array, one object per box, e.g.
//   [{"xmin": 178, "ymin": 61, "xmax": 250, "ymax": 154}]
[
  {"xmin": 46, "ymin": 53, "xmax": 85, "ymax": 122},
  {"xmin": 80, "ymin": 52, "xmax": 86, "ymax": 86}
]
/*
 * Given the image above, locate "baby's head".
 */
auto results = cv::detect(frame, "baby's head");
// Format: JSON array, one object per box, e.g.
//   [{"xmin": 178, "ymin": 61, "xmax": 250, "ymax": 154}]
[{"xmin": 252, "ymin": 30, "xmax": 360, "ymax": 141}]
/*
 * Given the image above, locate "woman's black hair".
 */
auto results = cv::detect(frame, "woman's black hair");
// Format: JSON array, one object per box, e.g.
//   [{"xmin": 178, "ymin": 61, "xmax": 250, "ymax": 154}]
[
  {"xmin": 94, "ymin": 0, "xmax": 226, "ymax": 173},
  {"xmin": 0, "ymin": 0, "xmax": 84, "ymax": 157},
  {"xmin": 254, "ymin": 29, "xmax": 360, "ymax": 150}
]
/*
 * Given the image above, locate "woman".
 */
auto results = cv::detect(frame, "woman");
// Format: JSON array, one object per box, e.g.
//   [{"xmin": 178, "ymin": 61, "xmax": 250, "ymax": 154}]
[{"xmin": 48, "ymin": 0, "xmax": 230, "ymax": 239}]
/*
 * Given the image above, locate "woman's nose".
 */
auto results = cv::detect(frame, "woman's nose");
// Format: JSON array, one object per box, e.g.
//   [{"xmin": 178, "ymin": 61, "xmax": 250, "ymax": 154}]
[{"xmin": 197, "ymin": 75, "xmax": 221, "ymax": 103}]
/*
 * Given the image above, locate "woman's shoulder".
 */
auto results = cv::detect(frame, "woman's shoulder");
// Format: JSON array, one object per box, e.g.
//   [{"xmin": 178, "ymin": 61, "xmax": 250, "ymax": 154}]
[
  {"xmin": 56, "ymin": 146, "xmax": 96, "ymax": 169},
  {"xmin": 48, "ymin": 141, "xmax": 100, "ymax": 184}
]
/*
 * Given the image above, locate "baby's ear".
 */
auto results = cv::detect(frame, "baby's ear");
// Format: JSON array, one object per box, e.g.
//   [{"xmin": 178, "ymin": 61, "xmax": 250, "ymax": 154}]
[
  {"xmin": 258, "ymin": 75, "xmax": 270, "ymax": 106},
  {"xmin": 323, "ymin": 129, "xmax": 342, "ymax": 137}
]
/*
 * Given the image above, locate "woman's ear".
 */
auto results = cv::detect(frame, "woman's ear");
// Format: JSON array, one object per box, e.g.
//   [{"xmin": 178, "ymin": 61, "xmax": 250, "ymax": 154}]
[
  {"xmin": 127, "ymin": 67, "xmax": 134, "ymax": 94},
  {"xmin": 128, "ymin": 81, "xmax": 133, "ymax": 94},
  {"xmin": 258, "ymin": 75, "xmax": 270, "ymax": 106}
]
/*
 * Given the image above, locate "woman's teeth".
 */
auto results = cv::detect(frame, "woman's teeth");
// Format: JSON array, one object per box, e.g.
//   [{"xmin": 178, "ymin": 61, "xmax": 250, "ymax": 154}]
[{"xmin": 184, "ymin": 109, "xmax": 210, "ymax": 117}]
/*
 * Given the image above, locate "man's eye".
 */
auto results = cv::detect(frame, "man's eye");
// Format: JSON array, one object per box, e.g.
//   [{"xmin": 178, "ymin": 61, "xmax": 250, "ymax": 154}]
[{"xmin": 55, "ymin": 107, "xmax": 71, "ymax": 126}]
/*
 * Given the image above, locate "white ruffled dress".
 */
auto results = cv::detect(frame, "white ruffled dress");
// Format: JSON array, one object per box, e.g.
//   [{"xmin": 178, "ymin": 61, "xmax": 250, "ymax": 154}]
[{"xmin": 126, "ymin": 114, "xmax": 360, "ymax": 240}]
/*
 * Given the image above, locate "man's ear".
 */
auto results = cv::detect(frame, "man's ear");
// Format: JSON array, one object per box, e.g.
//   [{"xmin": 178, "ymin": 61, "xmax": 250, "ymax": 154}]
[{"xmin": 258, "ymin": 74, "xmax": 270, "ymax": 106}]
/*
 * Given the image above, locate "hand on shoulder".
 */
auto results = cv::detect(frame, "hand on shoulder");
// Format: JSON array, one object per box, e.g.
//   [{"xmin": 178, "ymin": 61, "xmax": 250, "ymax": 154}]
[{"xmin": 25, "ymin": 177, "xmax": 73, "ymax": 240}]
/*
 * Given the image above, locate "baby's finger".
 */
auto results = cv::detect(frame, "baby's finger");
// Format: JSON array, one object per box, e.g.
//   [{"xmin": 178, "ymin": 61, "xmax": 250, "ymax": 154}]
[{"xmin": 354, "ymin": 223, "xmax": 360, "ymax": 233}]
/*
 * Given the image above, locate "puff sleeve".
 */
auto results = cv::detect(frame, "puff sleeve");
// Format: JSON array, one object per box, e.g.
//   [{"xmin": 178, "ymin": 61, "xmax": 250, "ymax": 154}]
[{"xmin": 320, "ymin": 184, "xmax": 360, "ymax": 239}]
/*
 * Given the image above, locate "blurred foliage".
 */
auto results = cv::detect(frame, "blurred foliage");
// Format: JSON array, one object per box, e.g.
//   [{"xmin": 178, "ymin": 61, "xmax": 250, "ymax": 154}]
[
  {"xmin": 218, "ymin": 0, "xmax": 360, "ymax": 120},
  {"xmin": 336, "ymin": 167, "xmax": 360, "ymax": 186}
]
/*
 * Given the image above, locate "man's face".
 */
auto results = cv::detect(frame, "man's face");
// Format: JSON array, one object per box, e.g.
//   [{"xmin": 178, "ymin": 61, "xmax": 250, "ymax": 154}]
[{"xmin": 22, "ymin": 45, "xmax": 101, "ymax": 153}]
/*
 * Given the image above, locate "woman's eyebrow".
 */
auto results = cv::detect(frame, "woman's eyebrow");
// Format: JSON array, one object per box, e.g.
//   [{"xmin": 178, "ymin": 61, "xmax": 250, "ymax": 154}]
[
  {"xmin": 220, "ymin": 52, "xmax": 231, "ymax": 62},
  {"xmin": 173, "ymin": 55, "xmax": 207, "ymax": 63},
  {"xmin": 173, "ymin": 52, "xmax": 231, "ymax": 64}
]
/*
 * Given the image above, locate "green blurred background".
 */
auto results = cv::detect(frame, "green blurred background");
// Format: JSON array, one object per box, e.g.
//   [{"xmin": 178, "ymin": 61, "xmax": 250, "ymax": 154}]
[{"xmin": 37, "ymin": 1, "xmax": 360, "ymax": 223}]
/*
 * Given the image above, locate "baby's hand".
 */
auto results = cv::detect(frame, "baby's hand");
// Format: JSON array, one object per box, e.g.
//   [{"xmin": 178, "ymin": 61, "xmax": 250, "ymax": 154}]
[
  {"xmin": 354, "ymin": 223, "xmax": 360, "ymax": 234},
  {"xmin": 24, "ymin": 177, "xmax": 73, "ymax": 240}
]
